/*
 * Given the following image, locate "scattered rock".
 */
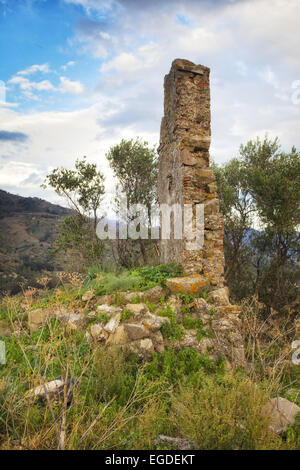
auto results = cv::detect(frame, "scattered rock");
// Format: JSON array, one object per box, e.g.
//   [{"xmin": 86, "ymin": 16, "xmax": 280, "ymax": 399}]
[
  {"xmin": 144, "ymin": 286, "xmax": 165, "ymax": 304},
  {"xmin": 28, "ymin": 308, "xmax": 57, "ymax": 333},
  {"xmin": 106, "ymin": 325, "xmax": 129, "ymax": 346},
  {"xmin": 208, "ymin": 287, "xmax": 230, "ymax": 306},
  {"xmin": 151, "ymin": 330, "xmax": 165, "ymax": 353},
  {"xmin": 127, "ymin": 338, "xmax": 154, "ymax": 358},
  {"xmin": 191, "ymin": 297, "xmax": 210, "ymax": 315},
  {"xmin": 28, "ymin": 378, "xmax": 74, "ymax": 404},
  {"xmin": 215, "ymin": 305, "xmax": 242, "ymax": 316},
  {"xmin": 87, "ymin": 311, "xmax": 97, "ymax": 320},
  {"xmin": 103, "ymin": 313, "xmax": 121, "ymax": 334},
  {"xmin": 125, "ymin": 303, "xmax": 148, "ymax": 316},
  {"xmin": 122, "ymin": 323, "xmax": 150, "ymax": 341},
  {"xmin": 165, "ymin": 296, "xmax": 182, "ymax": 315},
  {"xmin": 121, "ymin": 292, "xmax": 142, "ymax": 303},
  {"xmin": 97, "ymin": 294, "xmax": 112, "ymax": 305},
  {"xmin": 198, "ymin": 337, "xmax": 214, "ymax": 354},
  {"xmin": 82, "ymin": 290, "xmax": 95, "ymax": 302},
  {"xmin": 142, "ymin": 312, "xmax": 169, "ymax": 332},
  {"xmin": 166, "ymin": 274, "xmax": 209, "ymax": 295},
  {"xmin": 262, "ymin": 397, "xmax": 300, "ymax": 434},
  {"xmin": 58, "ymin": 312, "xmax": 86, "ymax": 331},
  {"xmin": 90, "ymin": 324, "xmax": 109, "ymax": 342},
  {"xmin": 140, "ymin": 338, "xmax": 154, "ymax": 355},
  {"xmin": 96, "ymin": 304, "xmax": 121, "ymax": 317}
]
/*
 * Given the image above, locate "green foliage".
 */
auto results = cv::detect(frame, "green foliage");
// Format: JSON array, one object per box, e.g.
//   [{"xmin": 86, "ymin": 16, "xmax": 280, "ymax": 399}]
[
  {"xmin": 120, "ymin": 309, "xmax": 132, "ymax": 322},
  {"xmin": 197, "ymin": 328, "xmax": 214, "ymax": 341},
  {"xmin": 86, "ymin": 270, "xmax": 144, "ymax": 295},
  {"xmin": 111, "ymin": 292, "xmax": 126, "ymax": 306},
  {"xmin": 43, "ymin": 157, "xmax": 106, "ymax": 268},
  {"xmin": 182, "ymin": 315, "xmax": 203, "ymax": 330},
  {"xmin": 145, "ymin": 300, "xmax": 156, "ymax": 313},
  {"xmin": 240, "ymin": 137, "xmax": 300, "ymax": 231},
  {"xmin": 0, "ymin": 292, "xmax": 298, "ymax": 450},
  {"xmin": 157, "ymin": 306, "xmax": 185, "ymax": 342},
  {"xmin": 198, "ymin": 290, "xmax": 209, "ymax": 301},
  {"xmin": 85, "ymin": 264, "xmax": 182, "ymax": 296},
  {"xmin": 54, "ymin": 214, "xmax": 105, "ymax": 269},
  {"xmin": 43, "ymin": 157, "xmax": 105, "ymax": 225},
  {"xmin": 130, "ymin": 294, "xmax": 142, "ymax": 304},
  {"xmin": 160, "ymin": 321, "xmax": 184, "ymax": 342},
  {"xmin": 156, "ymin": 305, "xmax": 174, "ymax": 318},
  {"xmin": 214, "ymin": 135, "xmax": 300, "ymax": 309},
  {"xmin": 171, "ymin": 372, "xmax": 281, "ymax": 450},
  {"xmin": 106, "ymin": 138, "xmax": 158, "ymax": 210},
  {"xmin": 106, "ymin": 138, "xmax": 158, "ymax": 266},
  {"xmin": 95, "ymin": 313, "xmax": 109, "ymax": 325},
  {"xmin": 144, "ymin": 348, "xmax": 222, "ymax": 385},
  {"xmin": 135, "ymin": 263, "xmax": 183, "ymax": 287},
  {"xmin": 177, "ymin": 293, "xmax": 196, "ymax": 304},
  {"xmin": 286, "ymin": 413, "xmax": 300, "ymax": 449}
]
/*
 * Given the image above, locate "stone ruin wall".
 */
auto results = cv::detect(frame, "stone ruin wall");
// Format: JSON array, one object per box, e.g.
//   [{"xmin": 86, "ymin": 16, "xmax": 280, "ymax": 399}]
[{"xmin": 158, "ymin": 59, "xmax": 225, "ymax": 287}]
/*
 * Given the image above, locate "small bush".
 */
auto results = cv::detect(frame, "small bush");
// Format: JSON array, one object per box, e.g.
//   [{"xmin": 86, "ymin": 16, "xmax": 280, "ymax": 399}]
[
  {"xmin": 177, "ymin": 293, "xmax": 196, "ymax": 304},
  {"xmin": 145, "ymin": 300, "xmax": 156, "ymax": 313},
  {"xmin": 182, "ymin": 315, "xmax": 203, "ymax": 330},
  {"xmin": 199, "ymin": 290, "xmax": 209, "ymax": 301},
  {"xmin": 197, "ymin": 328, "xmax": 214, "ymax": 341},
  {"xmin": 87, "ymin": 271, "xmax": 144, "ymax": 295},
  {"xmin": 144, "ymin": 348, "xmax": 221, "ymax": 385},
  {"xmin": 157, "ymin": 306, "xmax": 184, "ymax": 342},
  {"xmin": 134, "ymin": 263, "xmax": 183, "ymax": 287},
  {"xmin": 95, "ymin": 313, "xmax": 109, "ymax": 325},
  {"xmin": 120, "ymin": 309, "xmax": 132, "ymax": 322},
  {"xmin": 171, "ymin": 373, "xmax": 281, "ymax": 450}
]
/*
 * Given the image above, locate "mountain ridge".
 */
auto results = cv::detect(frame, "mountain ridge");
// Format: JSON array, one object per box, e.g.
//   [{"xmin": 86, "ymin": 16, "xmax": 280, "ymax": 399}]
[{"xmin": 0, "ymin": 189, "xmax": 72, "ymax": 295}]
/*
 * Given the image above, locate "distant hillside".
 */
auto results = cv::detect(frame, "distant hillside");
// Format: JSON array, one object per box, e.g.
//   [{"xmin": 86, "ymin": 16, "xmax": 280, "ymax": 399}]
[
  {"xmin": 0, "ymin": 190, "xmax": 72, "ymax": 295},
  {"xmin": 0, "ymin": 189, "xmax": 71, "ymax": 217}
]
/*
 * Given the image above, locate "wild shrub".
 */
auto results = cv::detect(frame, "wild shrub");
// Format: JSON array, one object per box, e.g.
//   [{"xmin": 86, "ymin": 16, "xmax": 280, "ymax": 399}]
[
  {"xmin": 134, "ymin": 263, "xmax": 183, "ymax": 287},
  {"xmin": 170, "ymin": 372, "xmax": 282, "ymax": 450},
  {"xmin": 157, "ymin": 306, "xmax": 184, "ymax": 342}
]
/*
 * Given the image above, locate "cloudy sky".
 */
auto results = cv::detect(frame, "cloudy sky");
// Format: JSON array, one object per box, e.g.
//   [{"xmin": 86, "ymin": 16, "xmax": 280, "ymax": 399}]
[{"xmin": 1, "ymin": 0, "xmax": 300, "ymax": 207}]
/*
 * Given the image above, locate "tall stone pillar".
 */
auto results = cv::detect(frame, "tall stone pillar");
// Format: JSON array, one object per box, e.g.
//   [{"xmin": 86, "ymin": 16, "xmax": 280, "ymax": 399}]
[{"xmin": 158, "ymin": 59, "xmax": 224, "ymax": 287}]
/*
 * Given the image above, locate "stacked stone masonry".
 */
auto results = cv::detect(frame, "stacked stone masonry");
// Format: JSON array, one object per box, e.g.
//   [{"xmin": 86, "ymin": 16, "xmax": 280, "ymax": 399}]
[{"xmin": 158, "ymin": 59, "xmax": 225, "ymax": 287}]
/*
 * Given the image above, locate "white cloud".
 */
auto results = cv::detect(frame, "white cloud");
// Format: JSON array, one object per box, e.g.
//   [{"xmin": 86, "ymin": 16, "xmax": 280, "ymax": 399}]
[
  {"xmin": 236, "ymin": 61, "xmax": 248, "ymax": 77},
  {"xmin": 17, "ymin": 63, "xmax": 50, "ymax": 76},
  {"xmin": 3, "ymin": 0, "xmax": 300, "ymax": 206},
  {"xmin": 61, "ymin": 61, "xmax": 76, "ymax": 71},
  {"xmin": 8, "ymin": 75, "xmax": 85, "ymax": 98},
  {"xmin": 59, "ymin": 76, "xmax": 85, "ymax": 94},
  {"xmin": 8, "ymin": 76, "xmax": 56, "ymax": 95},
  {"xmin": 259, "ymin": 66, "xmax": 279, "ymax": 90},
  {"xmin": 0, "ymin": 101, "xmax": 19, "ymax": 108},
  {"xmin": 63, "ymin": 0, "xmax": 114, "ymax": 16},
  {"xmin": 101, "ymin": 53, "xmax": 144, "ymax": 74},
  {"xmin": 0, "ymin": 161, "xmax": 41, "ymax": 188}
]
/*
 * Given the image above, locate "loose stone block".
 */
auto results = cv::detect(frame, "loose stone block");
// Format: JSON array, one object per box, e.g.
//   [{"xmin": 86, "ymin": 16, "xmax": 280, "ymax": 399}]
[{"xmin": 166, "ymin": 274, "xmax": 209, "ymax": 295}]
